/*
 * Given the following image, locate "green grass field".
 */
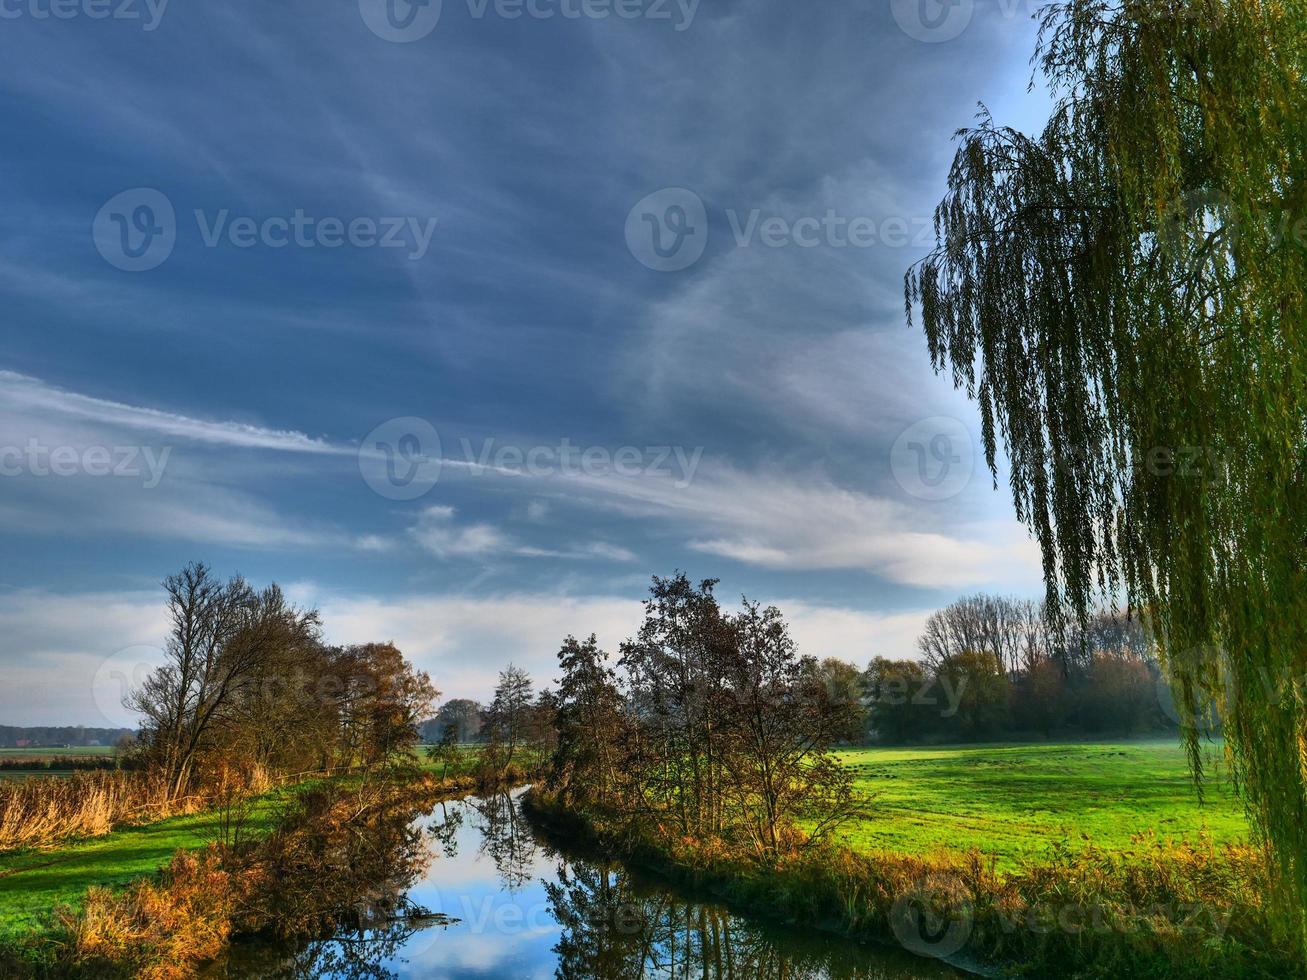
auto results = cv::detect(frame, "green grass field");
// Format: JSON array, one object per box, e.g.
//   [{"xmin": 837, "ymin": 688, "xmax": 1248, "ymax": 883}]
[
  {"xmin": 831, "ymin": 738, "xmax": 1248, "ymax": 869},
  {"xmin": 0, "ymin": 746, "xmax": 121, "ymax": 780},
  {"xmin": 0, "ymin": 786, "xmax": 296, "ymax": 939}
]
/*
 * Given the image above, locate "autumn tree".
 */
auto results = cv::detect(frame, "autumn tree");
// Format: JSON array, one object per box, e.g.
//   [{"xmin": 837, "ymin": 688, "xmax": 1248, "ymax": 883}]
[
  {"xmin": 861, "ymin": 657, "xmax": 935, "ymax": 743},
  {"xmin": 426, "ymin": 724, "xmax": 462, "ymax": 779},
  {"xmin": 130, "ymin": 562, "xmax": 275, "ymax": 798},
  {"xmin": 428, "ymin": 698, "xmax": 483, "ymax": 742},
  {"xmin": 321, "ymin": 642, "xmax": 437, "ymax": 767},
  {"xmin": 815, "ymin": 657, "xmax": 869, "ymax": 742}
]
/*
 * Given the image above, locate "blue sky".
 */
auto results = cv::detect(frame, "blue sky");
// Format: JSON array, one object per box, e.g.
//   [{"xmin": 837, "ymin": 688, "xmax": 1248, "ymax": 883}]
[{"xmin": 0, "ymin": 0, "xmax": 1052, "ymax": 725}]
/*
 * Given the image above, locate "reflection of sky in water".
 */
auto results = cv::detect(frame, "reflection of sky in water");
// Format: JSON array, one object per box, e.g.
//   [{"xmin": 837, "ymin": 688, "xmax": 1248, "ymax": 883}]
[
  {"xmin": 218, "ymin": 788, "xmax": 961, "ymax": 979},
  {"xmin": 397, "ymin": 794, "xmax": 563, "ymax": 979}
]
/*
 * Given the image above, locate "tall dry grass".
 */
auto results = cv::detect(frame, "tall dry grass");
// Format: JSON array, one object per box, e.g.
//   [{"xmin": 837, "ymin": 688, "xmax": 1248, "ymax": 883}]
[
  {"xmin": 55, "ymin": 848, "xmax": 240, "ymax": 980},
  {"xmin": 3, "ymin": 772, "xmax": 472, "ymax": 979},
  {"xmin": 0, "ymin": 764, "xmax": 274, "ymax": 853}
]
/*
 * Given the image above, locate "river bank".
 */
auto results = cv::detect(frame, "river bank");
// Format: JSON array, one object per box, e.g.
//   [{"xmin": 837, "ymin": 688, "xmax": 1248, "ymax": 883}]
[
  {"xmin": 522, "ymin": 787, "xmax": 1297, "ymax": 979},
  {"xmin": 0, "ymin": 771, "xmax": 515, "ymax": 979}
]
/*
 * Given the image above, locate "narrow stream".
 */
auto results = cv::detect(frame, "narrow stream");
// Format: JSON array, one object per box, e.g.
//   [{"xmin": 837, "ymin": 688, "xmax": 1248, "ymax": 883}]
[{"xmin": 207, "ymin": 788, "xmax": 963, "ymax": 978}]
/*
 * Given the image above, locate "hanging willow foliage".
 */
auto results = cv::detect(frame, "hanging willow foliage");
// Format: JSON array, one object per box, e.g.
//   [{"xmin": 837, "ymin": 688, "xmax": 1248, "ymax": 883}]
[{"xmin": 905, "ymin": 0, "xmax": 1306, "ymax": 948}]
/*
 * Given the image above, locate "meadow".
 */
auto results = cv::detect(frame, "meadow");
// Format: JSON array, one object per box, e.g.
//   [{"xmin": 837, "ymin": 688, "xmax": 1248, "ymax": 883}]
[
  {"xmin": 831, "ymin": 739, "xmax": 1247, "ymax": 869},
  {"xmin": 0, "ymin": 785, "xmax": 293, "ymax": 940},
  {"xmin": 0, "ymin": 738, "xmax": 1250, "ymax": 954},
  {"xmin": 0, "ymin": 748, "xmax": 118, "ymax": 759}
]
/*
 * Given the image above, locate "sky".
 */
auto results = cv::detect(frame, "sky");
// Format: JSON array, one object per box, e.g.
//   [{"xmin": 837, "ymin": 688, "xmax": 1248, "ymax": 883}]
[{"xmin": 0, "ymin": 0, "xmax": 1054, "ymax": 726}]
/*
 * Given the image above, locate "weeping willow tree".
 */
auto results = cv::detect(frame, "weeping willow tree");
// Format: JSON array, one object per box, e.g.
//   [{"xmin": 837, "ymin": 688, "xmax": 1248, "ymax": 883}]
[{"xmin": 905, "ymin": 0, "xmax": 1306, "ymax": 946}]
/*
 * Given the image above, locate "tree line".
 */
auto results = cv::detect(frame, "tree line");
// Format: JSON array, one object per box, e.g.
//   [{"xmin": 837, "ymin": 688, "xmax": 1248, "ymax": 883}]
[
  {"xmin": 428, "ymin": 589, "xmax": 1172, "ymax": 757},
  {"xmin": 856, "ymin": 593, "xmax": 1170, "ymax": 744}
]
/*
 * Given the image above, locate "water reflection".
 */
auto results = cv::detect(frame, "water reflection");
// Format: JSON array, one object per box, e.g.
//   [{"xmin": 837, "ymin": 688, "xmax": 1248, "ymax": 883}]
[{"xmin": 209, "ymin": 790, "xmax": 958, "ymax": 980}]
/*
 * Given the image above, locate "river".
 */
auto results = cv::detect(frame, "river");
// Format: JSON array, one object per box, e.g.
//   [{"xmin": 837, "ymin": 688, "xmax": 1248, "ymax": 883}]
[{"xmin": 206, "ymin": 788, "xmax": 964, "ymax": 979}]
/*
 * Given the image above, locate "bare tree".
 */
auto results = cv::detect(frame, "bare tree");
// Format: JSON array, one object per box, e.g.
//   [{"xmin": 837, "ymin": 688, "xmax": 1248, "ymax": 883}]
[{"xmin": 129, "ymin": 562, "xmax": 258, "ymax": 799}]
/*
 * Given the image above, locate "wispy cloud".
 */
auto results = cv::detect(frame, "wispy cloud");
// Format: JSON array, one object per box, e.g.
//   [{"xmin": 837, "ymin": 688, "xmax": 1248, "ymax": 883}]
[
  {"xmin": 0, "ymin": 370, "xmax": 345, "ymax": 454},
  {"xmin": 408, "ymin": 506, "xmax": 636, "ymax": 564}
]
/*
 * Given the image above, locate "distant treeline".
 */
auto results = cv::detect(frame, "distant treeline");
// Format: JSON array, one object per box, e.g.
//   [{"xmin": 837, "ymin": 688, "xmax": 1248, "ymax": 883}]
[
  {"xmin": 848, "ymin": 594, "xmax": 1172, "ymax": 744},
  {"xmin": 424, "ymin": 592, "xmax": 1176, "ymax": 747},
  {"xmin": 0, "ymin": 727, "xmax": 134, "ymax": 749}
]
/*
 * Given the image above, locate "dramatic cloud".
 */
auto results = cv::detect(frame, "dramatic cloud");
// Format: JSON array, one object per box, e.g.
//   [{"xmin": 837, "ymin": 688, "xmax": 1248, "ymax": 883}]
[{"xmin": 0, "ymin": 0, "xmax": 1048, "ymax": 722}]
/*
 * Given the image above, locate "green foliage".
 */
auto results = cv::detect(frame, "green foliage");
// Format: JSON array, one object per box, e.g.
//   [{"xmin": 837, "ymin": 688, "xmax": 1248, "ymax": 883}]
[{"xmin": 905, "ymin": 0, "xmax": 1307, "ymax": 942}]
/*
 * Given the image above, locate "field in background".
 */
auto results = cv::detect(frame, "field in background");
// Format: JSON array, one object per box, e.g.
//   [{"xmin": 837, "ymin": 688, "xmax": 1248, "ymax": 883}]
[
  {"xmin": 0, "ymin": 747, "xmax": 117, "ymax": 759},
  {"xmin": 832, "ymin": 739, "xmax": 1247, "ymax": 869},
  {"xmin": 0, "ymin": 747, "xmax": 121, "ymax": 780}
]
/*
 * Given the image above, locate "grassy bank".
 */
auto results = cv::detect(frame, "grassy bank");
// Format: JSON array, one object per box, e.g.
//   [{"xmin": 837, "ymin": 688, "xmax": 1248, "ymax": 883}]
[
  {"xmin": 525, "ymin": 749, "xmax": 1295, "ymax": 979},
  {"xmin": 0, "ymin": 770, "xmax": 494, "ymax": 979},
  {"xmin": 832, "ymin": 740, "xmax": 1247, "ymax": 868},
  {"xmin": 0, "ymin": 782, "xmax": 299, "ymax": 940}
]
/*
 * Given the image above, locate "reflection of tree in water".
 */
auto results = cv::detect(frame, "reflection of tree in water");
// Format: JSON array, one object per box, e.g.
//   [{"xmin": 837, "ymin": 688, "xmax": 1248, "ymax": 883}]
[
  {"xmin": 211, "ymin": 791, "xmax": 453, "ymax": 980},
  {"xmin": 545, "ymin": 860, "xmax": 917, "ymax": 980},
  {"xmin": 426, "ymin": 799, "xmax": 465, "ymax": 859},
  {"xmin": 220, "ymin": 902, "xmax": 452, "ymax": 980},
  {"xmin": 468, "ymin": 791, "xmax": 538, "ymax": 891}
]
